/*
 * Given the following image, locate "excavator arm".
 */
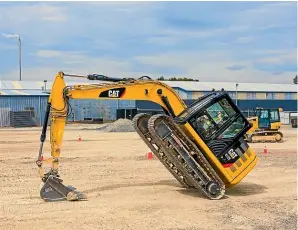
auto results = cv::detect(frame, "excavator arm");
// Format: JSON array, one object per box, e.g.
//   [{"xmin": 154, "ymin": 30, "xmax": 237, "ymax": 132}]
[{"xmin": 37, "ymin": 72, "xmax": 188, "ymax": 201}]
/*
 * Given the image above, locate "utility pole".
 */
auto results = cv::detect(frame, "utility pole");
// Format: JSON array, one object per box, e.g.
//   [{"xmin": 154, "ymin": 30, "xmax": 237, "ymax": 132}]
[
  {"xmin": 236, "ymin": 83, "xmax": 239, "ymax": 106},
  {"xmin": 2, "ymin": 33, "xmax": 22, "ymax": 81},
  {"xmin": 18, "ymin": 36, "xmax": 21, "ymax": 81}
]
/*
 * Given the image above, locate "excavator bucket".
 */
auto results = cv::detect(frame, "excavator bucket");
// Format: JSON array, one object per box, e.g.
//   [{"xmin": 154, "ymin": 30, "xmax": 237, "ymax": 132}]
[{"xmin": 40, "ymin": 175, "xmax": 87, "ymax": 202}]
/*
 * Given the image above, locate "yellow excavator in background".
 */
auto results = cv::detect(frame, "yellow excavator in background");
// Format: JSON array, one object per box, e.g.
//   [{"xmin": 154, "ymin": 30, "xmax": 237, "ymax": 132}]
[
  {"xmin": 245, "ymin": 107, "xmax": 283, "ymax": 143},
  {"xmin": 36, "ymin": 72, "xmax": 258, "ymax": 202}
]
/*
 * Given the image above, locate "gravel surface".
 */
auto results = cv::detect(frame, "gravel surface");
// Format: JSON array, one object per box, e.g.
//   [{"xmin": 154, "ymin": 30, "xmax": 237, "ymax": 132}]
[
  {"xmin": 97, "ymin": 119, "xmax": 136, "ymax": 132},
  {"xmin": 0, "ymin": 125, "xmax": 296, "ymax": 230}
]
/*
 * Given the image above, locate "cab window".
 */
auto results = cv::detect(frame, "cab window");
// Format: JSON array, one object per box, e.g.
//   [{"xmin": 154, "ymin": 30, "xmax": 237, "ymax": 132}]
[
  {"xmin": 218, "ymin": 116, "xmax": 246, "ymax": 139},
  {"xmin": 270, "ymin": 110, "xmax": 279, "ymax": 122},
  {"xmin": 190, "ymin": 97, "xmax": 247, "ymax": 141},
  {"xmin": 192, "ymin": 114, "xmax": 217, "ymax": 139},
  {"xmin": 205, "ymin": 98, "xmax": 235, "ymax": 128},
  {"xmin": 260, "ymin": 110, "xmax": 269, "ymax": 119}
]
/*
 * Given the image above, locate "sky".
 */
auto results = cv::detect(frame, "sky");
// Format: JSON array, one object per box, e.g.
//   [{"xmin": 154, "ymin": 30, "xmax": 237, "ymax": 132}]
[{"xmin": 0, "ymin": 1, "xmax": 297, "ymax": 83}]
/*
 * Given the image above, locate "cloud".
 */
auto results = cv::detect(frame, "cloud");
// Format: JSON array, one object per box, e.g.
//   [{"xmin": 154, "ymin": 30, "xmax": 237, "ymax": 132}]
[
  {"xmin": 226, "ymin": 65, "xmax": 246, "ymax": 71},
  {"xmin": 233, "ymin": 36, "xmax": 255, "ymax": 44},
  {"xmin": 0, "ymin": 2, "xmax": 296, "ymax": 84},
  {"xmin": 256, "ymin": 51, "xmax": 296, "ymax": 65},
  {"xmin": 133, "ymin": 51, "xmax": 296, "ymax": 84},
  {"xmin": 36, "ymin": 50, "xmax": 63, "ymax": 58},
  {"xmin": 0, "ymin": 3, "xmax": 67, "ymax": 25}
]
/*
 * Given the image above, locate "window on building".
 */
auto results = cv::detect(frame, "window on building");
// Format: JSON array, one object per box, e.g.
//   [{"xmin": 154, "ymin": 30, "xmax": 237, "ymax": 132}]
[
  {"xmin": 266, "ymin": 93, "xmax": 274, "ymax": 99},
  {"xmin": 228, "ymin": 92, "xmax": 236, "ymax": 99},
  {"xmin": 285, "ymin": 93, "xmax": 293, "ymax": 100},
  {"xmin": 247, "ymin": 92, "xmax": 256, "ymax": 99}
]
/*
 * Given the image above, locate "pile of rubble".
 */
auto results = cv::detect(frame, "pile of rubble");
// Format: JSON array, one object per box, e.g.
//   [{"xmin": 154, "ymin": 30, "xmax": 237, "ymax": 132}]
[{"xmin": 98, "ymin": 119, "xmax": 136, "ymax": 132}]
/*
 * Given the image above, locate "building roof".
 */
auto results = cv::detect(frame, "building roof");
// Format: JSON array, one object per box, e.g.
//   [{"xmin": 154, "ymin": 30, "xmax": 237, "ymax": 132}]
[
  {"xmin": 0, "ymin": 89, "xmax": 49, "ymax": 96},
  {"xmin": 0, "ymin": 80, "xmax": 297, "ymax": 95},
  {"xmin": 164, "ymin": 81, "xmax": 297, "ymax": 93}
]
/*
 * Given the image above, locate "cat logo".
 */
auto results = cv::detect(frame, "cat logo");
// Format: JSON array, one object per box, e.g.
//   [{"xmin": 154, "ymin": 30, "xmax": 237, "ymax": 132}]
[
  {"xmin": 108, "ymin": 90, "xmax": 120, "ymax": 98},
  {"xmin": 99, "ymin": 87, "xmax": 126, "ymax": 98}
]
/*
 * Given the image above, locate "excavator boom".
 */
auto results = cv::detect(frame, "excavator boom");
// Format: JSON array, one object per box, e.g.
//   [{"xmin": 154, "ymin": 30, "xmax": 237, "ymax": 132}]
[
  {"xmin": 37, "ymin": 72, "xmax": 258, "ymax": 202},
  {"xmin": 37, "ymin": 72, "xmax": 188, "ymax": 201}
]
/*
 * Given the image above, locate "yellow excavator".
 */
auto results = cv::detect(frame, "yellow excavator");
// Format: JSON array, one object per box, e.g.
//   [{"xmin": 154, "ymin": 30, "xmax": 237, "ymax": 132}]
[
  {"xmin": 36, "ymin": 72, "xmax": 258, "ymax": 202},
  {"xmin": 245, "ymin": 108, "xmax": 283, "ymax": 143}
]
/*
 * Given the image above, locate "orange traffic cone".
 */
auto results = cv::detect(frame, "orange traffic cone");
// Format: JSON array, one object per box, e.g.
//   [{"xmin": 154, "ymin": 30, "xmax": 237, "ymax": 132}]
[
  {"xmin": 78, "ymin": 135, "xmax": 81, "ymax": 141},
  {"xmin": 147, "ymin": 149, "xmax": 153, "ymax": 160},
  {"xmin": 264, "ymin": 146, "xmax": 268, "ymax": 154}
]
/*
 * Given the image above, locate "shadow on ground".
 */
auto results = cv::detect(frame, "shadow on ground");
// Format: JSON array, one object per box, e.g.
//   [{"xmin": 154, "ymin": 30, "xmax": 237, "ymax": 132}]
[
  {"xmin": 226, "ymin": 182, "xmax": 268, "ymax": 197},
  {"xmin": 82, "ymin": 180, "xmax": 267, "ymax": 200},
  {"xmin": 176, "ymin": 188, "xmax": 224, "ymax": 199},
  {"xmin": 82, "ymin": 179, "xmax": 182, "ymax": 194},
  {"xmin": 176, "ymin": 182, "xmax": 268, "ymax": 199}
]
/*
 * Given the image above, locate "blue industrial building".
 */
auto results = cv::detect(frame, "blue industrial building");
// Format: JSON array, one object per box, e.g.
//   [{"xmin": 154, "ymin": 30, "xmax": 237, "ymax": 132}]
[{"xmin": 0, "ymin": 79, "xmax": 297, "ymax": 127}]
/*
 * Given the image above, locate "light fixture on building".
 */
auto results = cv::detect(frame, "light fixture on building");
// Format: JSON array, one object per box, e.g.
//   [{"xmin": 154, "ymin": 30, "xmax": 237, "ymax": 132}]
[{"xmin": 44, "ymin": 80, "xmax": 47, "ymax": 92}]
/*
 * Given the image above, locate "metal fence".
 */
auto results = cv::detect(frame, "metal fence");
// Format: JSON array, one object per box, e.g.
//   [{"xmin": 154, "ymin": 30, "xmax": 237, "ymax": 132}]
[{"xmin": 280, "ymin": 111, "xmax": 298, "ymax": 125}]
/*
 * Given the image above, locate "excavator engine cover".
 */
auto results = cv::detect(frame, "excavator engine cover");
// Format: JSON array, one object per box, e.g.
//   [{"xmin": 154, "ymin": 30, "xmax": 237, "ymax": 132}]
[{"xmin": 40, "ymin": 175, "xmax": 87, "ymax": 202}]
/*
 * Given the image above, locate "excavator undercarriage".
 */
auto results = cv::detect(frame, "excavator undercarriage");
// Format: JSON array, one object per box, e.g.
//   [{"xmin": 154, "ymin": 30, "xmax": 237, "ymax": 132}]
[
  {"xmin": 133, "ymin": 113, "xmax": 225, "ymax": 199},
  {"xmin": 245, "ymin": 130, "xmax": 283, "ymax": 143}
]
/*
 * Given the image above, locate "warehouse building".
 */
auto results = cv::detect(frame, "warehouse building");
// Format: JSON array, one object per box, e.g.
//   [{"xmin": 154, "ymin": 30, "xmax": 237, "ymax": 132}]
[
  {"xmin": 137, "ymin": 81, "xmax": 298, "ymax": 114},
  {"xmin": 0, "ymin": 80, "xmax": 297, "ymax": 127}
]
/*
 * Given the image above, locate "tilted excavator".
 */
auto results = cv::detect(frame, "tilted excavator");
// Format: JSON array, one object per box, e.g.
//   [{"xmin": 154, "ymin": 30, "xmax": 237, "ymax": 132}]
[
  {"xmin": 245, "ymin": 108, "xmax": 283, "ymax": 143},
  {"xmin": 36, "ymin": 72, "xmax": 258, "ymax": 202}
]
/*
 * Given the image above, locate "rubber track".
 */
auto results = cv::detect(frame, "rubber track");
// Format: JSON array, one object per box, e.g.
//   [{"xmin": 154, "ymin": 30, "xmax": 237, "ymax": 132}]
[
  {"xmin": 147, "ymin": 114, "xmax": 226, "ymax": 200},
  {"xmin": 247, "ymin": 131, "xmax": 283, "ymax": 143},
  {"xmin": 132, "ymin": 113, "xmax": 193, "ymax": 188}
]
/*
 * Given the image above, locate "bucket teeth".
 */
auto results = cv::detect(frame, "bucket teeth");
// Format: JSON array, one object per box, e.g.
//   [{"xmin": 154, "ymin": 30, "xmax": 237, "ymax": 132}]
[
  {"xmin": 40, "ymin": 175, "xmax": 87, "ymax": 202},
  {"xmin": 66, "ymin": 189, "xmax": 87, "ymax": 201}
]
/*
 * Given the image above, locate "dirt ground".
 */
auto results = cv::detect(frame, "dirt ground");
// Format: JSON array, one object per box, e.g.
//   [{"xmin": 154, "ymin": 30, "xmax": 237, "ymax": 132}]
[{"xmin": 0, "ymin": 124, "xmax": 297, "ymax": 230}]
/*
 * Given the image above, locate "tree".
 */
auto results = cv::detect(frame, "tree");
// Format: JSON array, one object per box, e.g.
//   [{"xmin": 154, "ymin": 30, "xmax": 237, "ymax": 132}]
[
  {"xmin": 158, "ymin": 76, "xmax": 199, "ymax": 81},
  {"xmin": 294, "ymin": 75, "xmax": 297, "ymax": 84}
]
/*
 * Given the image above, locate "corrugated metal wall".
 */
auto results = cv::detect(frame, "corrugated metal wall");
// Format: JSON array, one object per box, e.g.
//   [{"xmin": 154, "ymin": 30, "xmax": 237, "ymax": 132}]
[
  {"xmin": 0, "ymin": 96, "xmax": 49, "ymax": 126},
  {"xmin": 0, "ymin": 96, "xmax": 136, "ymax": 127},
  {"xmin": 68, "ymin": 99, "xmax": 136, "ymax": 121},
  {"xmin": 136, "ymin": 99, "xmax": 298, "ymax": 113},
  {"xmin": 1, "ymin": 92, "xmax": 297, "ymax": 127},
  {"xmin": 237, "ymin": 99, "xmax": 297, "ymax": 111},
  {"xmin": 174, "ymin": 88, "xmax": 188, "ymax": 99},
  {"xmin": 192, "ymin": 92, "xmax": 205, "ymax": 99},
  {"xmin": 0, "ymin": 108, "xmax": 10, "ymax": 127}
]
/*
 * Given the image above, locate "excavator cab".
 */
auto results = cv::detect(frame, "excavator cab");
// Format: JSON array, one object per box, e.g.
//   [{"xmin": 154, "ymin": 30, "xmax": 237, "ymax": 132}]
[
  {"xmin": 173, "ymin": 92, "xmax": 257, "ymax": 186},
  {"xmin": 245, "ymin": 107, "xmax": 283, "ymax": 142},
  {"xmin": 254, "ymin": 108, "xmax": 281, "ymax": 130}
]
